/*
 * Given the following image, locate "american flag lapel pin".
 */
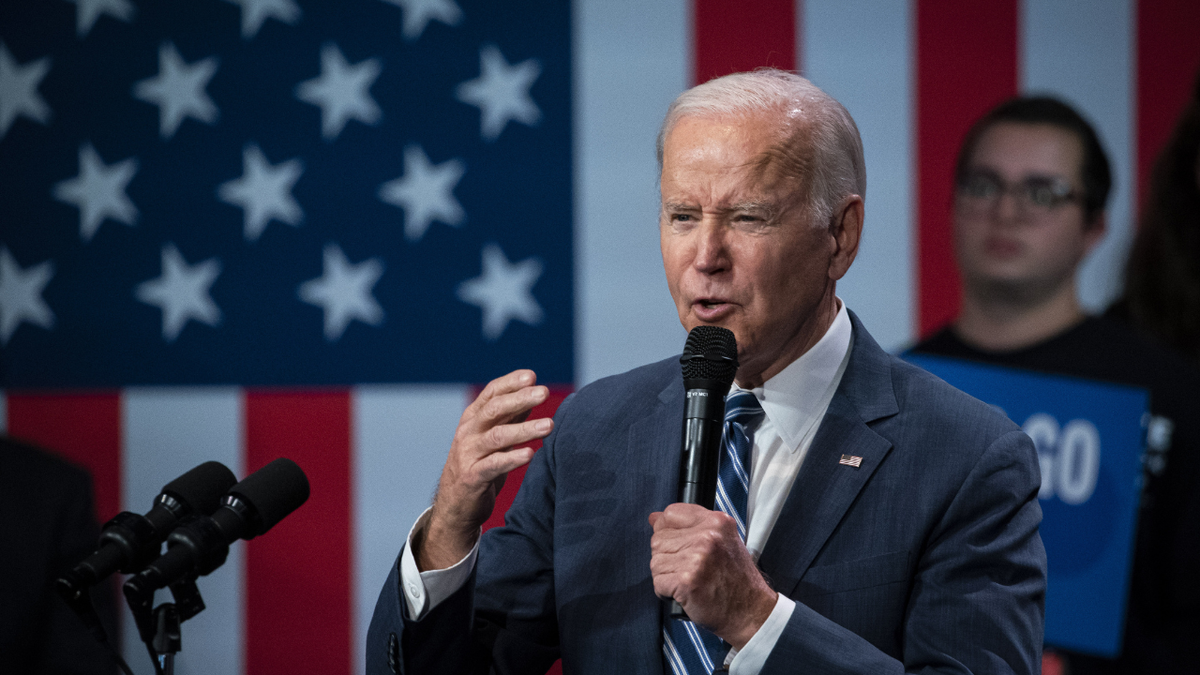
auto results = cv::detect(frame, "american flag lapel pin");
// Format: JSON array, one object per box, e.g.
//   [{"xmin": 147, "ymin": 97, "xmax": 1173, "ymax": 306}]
[{"xmin": 839, "ymin": 454, "xmax": 863, "ymax": 468}]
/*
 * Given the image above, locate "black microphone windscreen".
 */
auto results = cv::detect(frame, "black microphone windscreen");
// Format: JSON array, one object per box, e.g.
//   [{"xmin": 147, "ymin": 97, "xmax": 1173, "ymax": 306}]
[
  {"xmin": 680, "ymin": 325, "xmax": 738, "ymax": 384},
  {"xmin": 162, "ymin": 461, "xmax": 238, "ymax": 514},
  {"xmin": 230, "ymin": 458, "xmax": 310, "ymax": 536}
]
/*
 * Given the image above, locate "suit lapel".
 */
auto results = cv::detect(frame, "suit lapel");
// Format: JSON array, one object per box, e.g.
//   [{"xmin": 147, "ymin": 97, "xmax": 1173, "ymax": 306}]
[
  {"xmin": 618, "ymin": 375, "xmax": 682, "ymax": 673},
  {"xmin": 755, "ymin": 395, "xmax": 893, "ymax": 596},
  {"xmin": 756, "ymin": 313, "xmax": 900, "ymax": 597}
]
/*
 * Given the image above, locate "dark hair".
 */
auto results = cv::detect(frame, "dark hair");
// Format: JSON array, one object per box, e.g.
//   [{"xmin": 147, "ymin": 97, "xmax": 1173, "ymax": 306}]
[
  {"xmin": 1111, "ymin": 70, "xmax": 1200, "ymax": 361},
  {"xmin": 955, "ymin": 96, "xmax": 1112, "ymax": 224}
]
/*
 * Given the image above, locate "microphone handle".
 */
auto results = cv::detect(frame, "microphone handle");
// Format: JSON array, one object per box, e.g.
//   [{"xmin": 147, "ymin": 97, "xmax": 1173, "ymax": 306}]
[{"xmin": 670, "ymin": 393, "xmax": 726, "ymax": 621}]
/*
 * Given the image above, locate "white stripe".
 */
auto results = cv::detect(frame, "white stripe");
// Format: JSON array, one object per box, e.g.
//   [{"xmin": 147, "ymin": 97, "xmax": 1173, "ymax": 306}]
[
  {"xmin": 683, "ymin": 621, "xmax": 715, "ymax": 673},
  {"xmin": 1020, "ymin": 0, "xmax": 1135, "ymax": 313},
  {"xmin": 714, "ymin": 482, "xmax": 746, "ymax": 539},
  {"xmin": 662, "ymin": 629, "xmax": 689, "ymax": 675},
  {"xmin": 575, "ymin": 0, "xmax": 689, "ymax": 386},
  {"xmin": 121, "ymin": 388, "xmax": 244, "ymax": 675},
  {"xmin": 724, "ymin": 435, "xmax": 750, "ymax": 487},
  {"xmin": 803, "ymin": 0, "xmax": 915, "ymax": 351},
  {"xmin": 352, "ymin": 384, "xmax": 472, "ymax": 675}
]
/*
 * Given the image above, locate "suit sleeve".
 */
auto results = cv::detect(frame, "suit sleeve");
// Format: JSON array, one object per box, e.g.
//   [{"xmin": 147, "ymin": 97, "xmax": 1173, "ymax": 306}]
[
  {"xmin": 761, "ymin": 429, "xmax": 1046, "ymax": 675},
  {"xmin": 365, "ymin": 395, "xmax": 574, "ymax": 675}
]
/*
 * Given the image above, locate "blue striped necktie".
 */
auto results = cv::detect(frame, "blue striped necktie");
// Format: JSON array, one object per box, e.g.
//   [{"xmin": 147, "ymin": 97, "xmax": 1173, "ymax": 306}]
[{"xmin": 662, "ymin": 390, "xmax": 764, "ymax": 675}]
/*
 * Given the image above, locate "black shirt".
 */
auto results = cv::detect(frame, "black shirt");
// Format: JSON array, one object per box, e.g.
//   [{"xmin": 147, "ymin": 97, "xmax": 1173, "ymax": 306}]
[
  {"xmin": 0, "ymin": 437, "xmax": 118, "ymax": 675},
  {"xmin": 912, "ymin": 317, "xmax": 1200, "ymax": 675}
]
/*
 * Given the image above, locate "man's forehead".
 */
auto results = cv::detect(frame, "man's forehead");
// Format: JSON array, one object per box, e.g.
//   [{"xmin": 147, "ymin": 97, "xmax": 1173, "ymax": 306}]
[
  {"xmin": 967, "ymin": 122, "xmax": 1085, "ymax": 180},
  {"xmin": 663, "ymin": 114, "xmax": 807, "ymax": 182}
]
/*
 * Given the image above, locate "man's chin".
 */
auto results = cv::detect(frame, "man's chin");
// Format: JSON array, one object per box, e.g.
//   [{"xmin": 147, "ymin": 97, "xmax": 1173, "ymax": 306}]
[{"xmin": 971, "ymin": 275, "xmax": 1052, "ymax": 304}]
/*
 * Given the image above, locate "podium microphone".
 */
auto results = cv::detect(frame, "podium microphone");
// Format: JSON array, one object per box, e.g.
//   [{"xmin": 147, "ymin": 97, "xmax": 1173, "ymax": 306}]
[
  {"xmin": 57, "ymin": 461, "xmax": 238, "ymax": 601},
  {"xmin": 124, "ymin": 457, "xmax": 310, "ymax": 597}
]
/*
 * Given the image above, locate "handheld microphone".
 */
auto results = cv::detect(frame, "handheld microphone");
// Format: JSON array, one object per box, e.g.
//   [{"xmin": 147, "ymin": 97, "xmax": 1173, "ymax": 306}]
[
  {"xmin": 671, "ymin": 326, "xmax": 737, "ymax": 620},
  {"xmin": 677, "ymin": 325, "xmax": 739, "ymax": 509},
  {"xmin": 123, "ymin": 458, "xmax": 310, "ymax": 598},
  {"xmin": 57, "ymin": 461, "xmax": 238, "ymax": 602}
]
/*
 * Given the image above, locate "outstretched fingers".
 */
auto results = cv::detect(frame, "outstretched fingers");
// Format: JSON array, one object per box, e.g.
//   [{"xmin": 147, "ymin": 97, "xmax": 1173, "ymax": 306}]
[
  {"xmin": 470, "ymin": 418, "xmax": 553, "ymax": 483},
  {"xmin": 421, "ymin": 370, "xmax": 555, "ymax": 571}
]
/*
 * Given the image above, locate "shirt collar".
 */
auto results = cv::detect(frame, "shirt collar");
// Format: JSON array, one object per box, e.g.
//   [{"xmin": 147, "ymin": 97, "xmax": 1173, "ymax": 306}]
[{"xmin": 733, "ymin": 299, "xmax": 853, "ymax": 452}]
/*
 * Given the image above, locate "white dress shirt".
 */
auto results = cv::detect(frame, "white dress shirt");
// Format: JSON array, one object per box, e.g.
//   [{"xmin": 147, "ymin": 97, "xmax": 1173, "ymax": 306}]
[{"xmin": 400, "ymin": 300, "xmax": 854, "ymax": 674}]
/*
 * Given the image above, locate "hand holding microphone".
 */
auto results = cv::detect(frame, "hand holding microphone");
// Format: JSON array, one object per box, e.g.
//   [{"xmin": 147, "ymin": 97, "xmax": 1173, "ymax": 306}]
[
  {"xmin": 664, "ymin": 326, "xmax": 738, "ymax": 620},
  {"xmin": 652, "ymin": 325, "xmax": 777, "ymax": 646}
]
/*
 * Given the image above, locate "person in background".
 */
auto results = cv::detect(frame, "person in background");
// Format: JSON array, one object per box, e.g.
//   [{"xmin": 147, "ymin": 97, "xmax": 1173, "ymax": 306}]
[
  {"xmin": 910, "ymin": 96, "xmax": 1200, "ymax": 674},
  {"xmin": 1109, "ymin": 68, "xmax": 1200, "ymax": 363},
  {"xmin": 0, "ymin": 435, "xmax": 118, "ymax": 675}
]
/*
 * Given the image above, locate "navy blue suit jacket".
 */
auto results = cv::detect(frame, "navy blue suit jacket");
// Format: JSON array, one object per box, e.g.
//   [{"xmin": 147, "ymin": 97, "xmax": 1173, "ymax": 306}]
[{"xmin": 368, "ymin": 313, "xmax": 1046, "ymax": 674}]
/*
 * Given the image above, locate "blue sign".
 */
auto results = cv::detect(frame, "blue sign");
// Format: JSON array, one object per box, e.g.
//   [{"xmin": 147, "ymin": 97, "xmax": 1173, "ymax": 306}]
[{"xmin": 905, "ymin": 354, "xmax": 1147, "ymax": 657}]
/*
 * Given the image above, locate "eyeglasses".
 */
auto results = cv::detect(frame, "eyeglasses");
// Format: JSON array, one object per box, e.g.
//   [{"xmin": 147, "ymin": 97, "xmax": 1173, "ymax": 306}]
[{"xmin": 957, "ymin": 171, "xmax": 1081, "ymax": 214}]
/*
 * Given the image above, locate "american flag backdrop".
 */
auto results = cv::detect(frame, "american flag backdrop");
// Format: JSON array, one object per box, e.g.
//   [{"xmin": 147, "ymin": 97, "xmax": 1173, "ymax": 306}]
[{"xmin": 1, "ymin": 1, "xmax": 1198, "ymax": 673}]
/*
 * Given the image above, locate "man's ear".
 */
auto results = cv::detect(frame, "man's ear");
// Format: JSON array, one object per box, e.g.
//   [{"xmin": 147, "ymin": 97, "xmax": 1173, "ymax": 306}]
[
  {"xmin": 1083, "ymin": 210, "xmax": 1107, "ymax": 254},
  {"xmin": 828, "ymin": 195, "xmax": 864, "ymax": 282}
]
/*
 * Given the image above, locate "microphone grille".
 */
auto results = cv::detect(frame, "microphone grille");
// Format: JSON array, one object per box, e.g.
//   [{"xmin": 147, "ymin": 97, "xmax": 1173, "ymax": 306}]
[
  {"xmin": 680, "ymin": 325, "xmax": 738, "ymax": 384},
  {"xmin": 229, "ymin": 458, "xmax": 310, "ymax": 538},
  {"xmin": 162, "ymin": 461, "xmax": 238, "ymax": 516}
]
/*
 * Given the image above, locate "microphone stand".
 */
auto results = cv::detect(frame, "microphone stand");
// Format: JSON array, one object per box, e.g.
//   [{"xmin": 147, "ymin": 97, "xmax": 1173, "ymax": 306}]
[
  {"xmin": 55, "ymin": 578, "xmax": 137, "ymax": 675},
  {"xmin": 124, "ymin": 577, "xmax": 206, "ymax": 675}
]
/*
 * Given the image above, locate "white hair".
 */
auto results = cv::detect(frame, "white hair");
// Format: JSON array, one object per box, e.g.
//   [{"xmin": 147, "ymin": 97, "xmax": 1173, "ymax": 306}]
[{"xmin": 656, "ymin": 69, "xmax": 866, "ymax": 226}]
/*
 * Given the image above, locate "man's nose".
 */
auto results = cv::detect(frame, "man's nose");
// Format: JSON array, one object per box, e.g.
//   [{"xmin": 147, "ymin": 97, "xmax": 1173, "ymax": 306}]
[
  {"xmin": 993, "ymin": 189, "xmax": 1026, "ymax": 225},
  {"xmin": 692, "ymin": 218, "xmax": 729, "ymax": 273}
]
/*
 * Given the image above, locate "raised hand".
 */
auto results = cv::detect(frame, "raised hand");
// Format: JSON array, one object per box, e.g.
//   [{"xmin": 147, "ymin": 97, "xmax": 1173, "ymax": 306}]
[{"xmin": 416, "ymin": 369, "xmax": 554, "ymax": 571}]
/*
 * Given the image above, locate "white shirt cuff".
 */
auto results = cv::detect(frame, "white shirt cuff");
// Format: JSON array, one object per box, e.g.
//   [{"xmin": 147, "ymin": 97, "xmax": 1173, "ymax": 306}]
[
  {"xmin": 398, "ymin": 507, "xmax": 480, "ymax": 621},
  {"xmin": 726, "ymin": 594, "xmax": 796, "ymax": 675}
]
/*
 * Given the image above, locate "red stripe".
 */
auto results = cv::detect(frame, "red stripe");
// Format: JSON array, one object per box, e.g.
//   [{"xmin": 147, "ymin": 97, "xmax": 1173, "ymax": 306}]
[
  {"xmin": 6, "ymin": 392, "xmax": 122, "ymax": 522},
  {"xmin": 915, "ymin": 0, "xmax": 1019, "ymax": 337},
  {"xmin": 243, "ymin": 391, "xmax": 352, "ymax": 675},
  {"xmin": 1135, "ymin": 0, "xmax": 1200, "ymax": 210},
  {"xmin": 692, "ymin": 0, "xmax": 797, "ymax": 85}
]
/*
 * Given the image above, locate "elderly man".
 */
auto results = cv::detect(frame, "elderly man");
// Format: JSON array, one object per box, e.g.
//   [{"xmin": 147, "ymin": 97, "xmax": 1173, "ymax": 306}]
[{"xmin": 368, "ymin": 70, "xmax": 1046, "ymax": 675}]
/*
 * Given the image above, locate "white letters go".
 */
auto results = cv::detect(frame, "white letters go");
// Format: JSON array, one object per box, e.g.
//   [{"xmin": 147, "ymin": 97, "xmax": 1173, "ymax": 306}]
[{"xmin": 1023, "ymin": 413, "xmax": 1101, "ymax": 505}]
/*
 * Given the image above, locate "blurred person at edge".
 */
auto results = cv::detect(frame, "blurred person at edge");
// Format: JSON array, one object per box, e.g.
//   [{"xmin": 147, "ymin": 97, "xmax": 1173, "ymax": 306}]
[
  {"xmin": 910, "ymin": 96, "xmax": 1200, "ymax": 674},
  {"xmin": 0, "ymin": 435, "xmax": 119, "ymax": 674},
  {"xmin": 1110, "ymin": 67, "xmax": 1200, "ymax": 363}
]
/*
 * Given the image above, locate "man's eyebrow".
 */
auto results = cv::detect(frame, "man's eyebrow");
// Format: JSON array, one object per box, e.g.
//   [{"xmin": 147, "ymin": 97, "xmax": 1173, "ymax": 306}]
[
  {"xmin": 728, "ymin": 201, "xmax": 774, "ymax": 213},
  {"xmin": 662, "ymin": 200, "xmax": 777, "ymax": 214},
  {"xmin": 662, "ymin": 201, "xmax": 696, "ymax": 211},
  {"xmin": 964, "ymin": 167, "xmax": 1073, "ymax": 183}
]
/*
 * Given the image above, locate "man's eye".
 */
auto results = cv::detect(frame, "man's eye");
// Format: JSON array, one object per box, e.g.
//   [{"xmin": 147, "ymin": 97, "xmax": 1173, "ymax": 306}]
[
  {"xmin": 964, "ymin": 177, "xmax": 999, "ymax": 198},
  {"xmin": 1025, "ymin": 184, "xmax": 1057, "ymax": 207},
  {"xmin": 671, "ymin": 213, "xmax": 693, "ymax": 222}
]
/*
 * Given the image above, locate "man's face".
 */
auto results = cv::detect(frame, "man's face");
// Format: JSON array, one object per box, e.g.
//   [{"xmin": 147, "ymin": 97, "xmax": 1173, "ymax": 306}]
[
  {"xmin": 954, "ymin": 122, "xmax": 1104, "ymax": 302},
  {"xmin": 659, "ymin": 113, "xmax": 843, "ymax": 386}
]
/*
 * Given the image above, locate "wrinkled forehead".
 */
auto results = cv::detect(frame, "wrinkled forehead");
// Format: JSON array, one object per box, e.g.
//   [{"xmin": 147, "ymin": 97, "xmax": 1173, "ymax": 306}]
[{"xmin": 662, "ymin": 111, "xmax": 813, "ymax": 187}]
